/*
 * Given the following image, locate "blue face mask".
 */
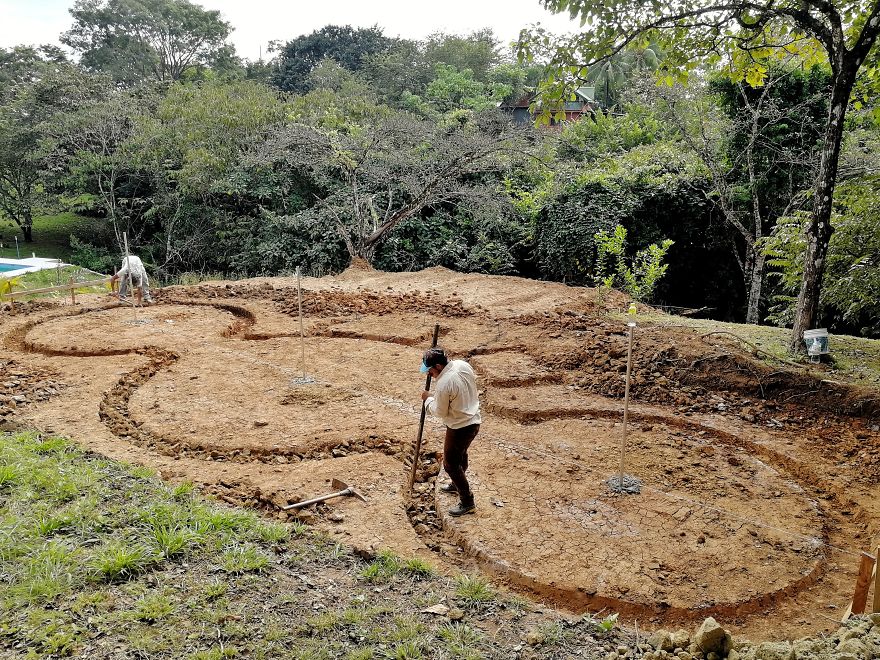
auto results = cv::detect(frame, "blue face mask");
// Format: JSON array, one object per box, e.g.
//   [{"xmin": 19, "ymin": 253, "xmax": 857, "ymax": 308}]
[{"xmin": 420, "ymin": 361, "xmax": 429, "ymax": 374}]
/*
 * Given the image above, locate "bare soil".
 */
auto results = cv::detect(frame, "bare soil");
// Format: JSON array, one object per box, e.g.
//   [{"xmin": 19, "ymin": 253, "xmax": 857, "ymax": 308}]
[{"xmin": 2, "ymin": 265, "xmax": 880, "ymax": 642}]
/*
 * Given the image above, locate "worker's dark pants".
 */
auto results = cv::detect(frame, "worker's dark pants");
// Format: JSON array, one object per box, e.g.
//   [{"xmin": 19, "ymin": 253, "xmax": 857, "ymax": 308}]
[{"xmin": 443, "ymin": 423, "xmax": 480, "ymax": 505}]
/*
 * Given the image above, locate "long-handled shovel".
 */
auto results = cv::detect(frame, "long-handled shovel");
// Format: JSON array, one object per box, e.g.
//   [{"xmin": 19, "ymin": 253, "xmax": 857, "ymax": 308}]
[
  {"xmin": 283, "ymin": 478, "xmax": 366, "ymax": 510},
  {"xmin": 407, "ymin": 323, "xmax": 440, "ymax": 495}
]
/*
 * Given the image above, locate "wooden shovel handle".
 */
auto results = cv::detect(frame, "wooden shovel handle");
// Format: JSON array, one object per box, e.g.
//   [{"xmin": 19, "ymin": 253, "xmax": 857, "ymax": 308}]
[{"xmin": 407, "ymin": 323, "xmax": 441, "ymax": 494}]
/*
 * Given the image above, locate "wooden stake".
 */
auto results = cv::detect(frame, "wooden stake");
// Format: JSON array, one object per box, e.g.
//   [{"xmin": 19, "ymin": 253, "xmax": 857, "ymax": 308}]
[
  {"xmin": 69, "ymin": 277, "xmax": 75, "ymax": 305},
  {"xmin": 296, "ymin": 267, "xmax": 306, "ymax": 379},
  {"xmin": 408, "ymin": 323, "xmax": 440, "ymax": 494},
  {"xmin": 874, "ymin": 547, "xmax": 880, "ymax": 614},
  {"xmin": 618, "ymin": 321, "xmax": 636, "ymax": 489},
  {"xmin": 122, "ymin": 231, "xmax": 136, "ymax": 318},
  {"xmin": 842, "ymin": 551, "xmax": 876, "ymax": 621}
]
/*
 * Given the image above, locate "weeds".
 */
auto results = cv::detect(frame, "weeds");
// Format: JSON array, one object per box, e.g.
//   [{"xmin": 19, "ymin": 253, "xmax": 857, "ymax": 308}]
[
  {"xmin": 190, "ymin": 645, "xmax": 239, "ymax": 660},
  {"xmin": 34, "ymin": 512, "xmax": 72, "ymax": 536},
  {"xmin": 172, "ymin": 481, "xmax": 195, "ymax": 499},
  {"xmin": 359, "ymin": 550, "xmax": 402, "ymax": 583},
  {"xmin": 90, "ymin": 540, "xmax": 151, "ymax": 582},
  {"xmin": 256, "ymin": 521, "xmax": 290, "ymax": 544},
  {"xmin": 221, "ymin": 544, "xmax": 269, "ymax": 574},
  {"xmin": 151, "ymin": 524, "xmax": 196, "ymax": 558},
  {"xmin": 438, "ymin": 622, "xmax": 484, "ymax": 659},
  {"xmin": 204, "ymin": 578, "xmax": 228, "ymax": 600},
  {"xmin": 0, "ymin": 464, "xmax": 17, "ymax": 488},
  {"xmin": 132, "ymin": 593, "xmax": 174, "ymax": 623},
  {"xmin": 454, "ymin": 575, "xmax": 495, "ymax": 608},
  {"xmin": 386, "ymin": 640, "xmax": 425, "ymax": 659},
  {"xmin": 402, "ymin": 557, "xmax": 434, "ymax": 578}
]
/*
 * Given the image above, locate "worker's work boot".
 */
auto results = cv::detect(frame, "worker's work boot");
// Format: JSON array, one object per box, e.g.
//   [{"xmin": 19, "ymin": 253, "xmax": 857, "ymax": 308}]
[
  {"xmin": 449, "ymin": 500, "xmax": 475, "ymax": 516},
  {"xmin": 440, "ymin": 482, "xmax": 458, "ymax": 494}
]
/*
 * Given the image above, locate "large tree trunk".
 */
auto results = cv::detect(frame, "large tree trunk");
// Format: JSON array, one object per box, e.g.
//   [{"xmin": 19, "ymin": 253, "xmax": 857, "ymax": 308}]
[
  {"xmin": 745, "ymin": 251, "xmax": 765, "ymax": 325},
  {"xmin": 788, "ymin": 67, "xmax": 856, "ymax": 353},
  {"xmin": 22, "ymin": 224, "xmax": 32, "ymax": 242}
]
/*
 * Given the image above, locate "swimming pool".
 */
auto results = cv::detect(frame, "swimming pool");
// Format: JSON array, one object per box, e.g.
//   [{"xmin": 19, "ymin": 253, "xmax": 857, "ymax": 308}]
[{"xmin": 0, "ymin": 257, "xmax": 64, "ymax": 278}]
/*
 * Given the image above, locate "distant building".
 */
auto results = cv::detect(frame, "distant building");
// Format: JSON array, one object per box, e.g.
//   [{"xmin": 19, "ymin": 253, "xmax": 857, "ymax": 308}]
[{"xmin": 500, "ymin": 87, "xmax": 600, "ymax": 126}]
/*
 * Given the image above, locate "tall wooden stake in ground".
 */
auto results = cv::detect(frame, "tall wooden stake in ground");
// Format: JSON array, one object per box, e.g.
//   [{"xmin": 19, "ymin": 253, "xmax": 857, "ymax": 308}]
[
  {"xmin": 618, "ymin": 318, "xmax": 636, "ymax": 489},
  {"xmin": 408, "ymin": 323, "xmax": 440, "ymax": 495},
  {"xmin": 122, "ymin": 232, "xmax": 136, "ymax": 319},
  {"xmin": 296, "ymin": 267, "xmax": 306, "ymax": 380}
]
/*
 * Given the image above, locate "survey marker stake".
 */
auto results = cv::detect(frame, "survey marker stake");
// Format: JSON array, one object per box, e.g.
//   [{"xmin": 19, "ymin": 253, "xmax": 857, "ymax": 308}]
[
  {"xmin": 283, "ymin": 478, "xmax": 366, "ymax": 510},
  {"xmin": 408, "ymin": 323, "xmax": 441, "ymax": 495}
]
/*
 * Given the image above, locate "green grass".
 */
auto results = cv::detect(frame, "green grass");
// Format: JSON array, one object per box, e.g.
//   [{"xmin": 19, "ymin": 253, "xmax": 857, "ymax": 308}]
[
  {"xmin": 626, "ymin": 310, "xmax": 880, "ymax": 387},
  {"xmin": 1, "ymin": 265, "xmax": 112, "ymax": 303},
  {"xmin": 359, "ymin": 550, "xmax": 402, "ymax": 583},
  {"xmin": 454, "ymin": 575, "xmax": 496, "ymax": 609},
  {"xmin": 0, "ymin": 430, "xmax": 622, "ymax": 660},
  {"xmin": 0, "ymin": 212, "xmax": 104, "ymax": 261}
]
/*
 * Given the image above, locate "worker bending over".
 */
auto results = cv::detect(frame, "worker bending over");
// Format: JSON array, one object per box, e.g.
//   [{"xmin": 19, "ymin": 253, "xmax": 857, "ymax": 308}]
[{"xmin": 111, "ymin": 255, "xmax": 152, "ymax": 304}]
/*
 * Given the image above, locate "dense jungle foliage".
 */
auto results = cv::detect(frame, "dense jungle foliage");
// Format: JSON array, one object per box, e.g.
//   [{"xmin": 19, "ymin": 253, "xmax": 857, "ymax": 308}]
[{"xmin": 1, "ymin": 0, "xmax": 879, "ymax": 337}]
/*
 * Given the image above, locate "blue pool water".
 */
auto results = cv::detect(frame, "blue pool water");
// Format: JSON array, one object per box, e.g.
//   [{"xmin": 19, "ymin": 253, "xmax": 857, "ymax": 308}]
[{"xmin": 0, "ymin": 263, "xmax": 25, "ymax": 273}]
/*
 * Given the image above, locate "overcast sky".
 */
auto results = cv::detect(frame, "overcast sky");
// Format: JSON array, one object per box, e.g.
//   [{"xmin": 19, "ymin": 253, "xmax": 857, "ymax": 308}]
[{"xmin": 0, "ymin": 0, "xmax": 581, "ymax": 61}]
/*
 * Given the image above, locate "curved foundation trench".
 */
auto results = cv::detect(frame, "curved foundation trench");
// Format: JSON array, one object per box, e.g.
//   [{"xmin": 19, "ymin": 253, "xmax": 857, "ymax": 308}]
[{"xmin": 2, "ymin": 283, "xmax": 876, "ymax": 639}]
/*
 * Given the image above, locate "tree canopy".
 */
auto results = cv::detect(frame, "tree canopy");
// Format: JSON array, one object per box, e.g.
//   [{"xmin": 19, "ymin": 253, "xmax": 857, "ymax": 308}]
[
  {"xmin": 271, "ymin": 25, "xmax": 397, "ymax": 94},
  {"xmin": 62, "ymin": 0, "xmax": 233, "ymax": 83},
  {"xmin": 521, "ymin": 0, "xmax": 880, "ymax": 350}
]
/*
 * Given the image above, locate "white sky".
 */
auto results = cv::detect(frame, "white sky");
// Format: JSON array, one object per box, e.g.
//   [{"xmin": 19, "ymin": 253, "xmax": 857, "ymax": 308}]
[{"xmin": 0, "ymin": 0, "xmax": 582, "ymax": 61}]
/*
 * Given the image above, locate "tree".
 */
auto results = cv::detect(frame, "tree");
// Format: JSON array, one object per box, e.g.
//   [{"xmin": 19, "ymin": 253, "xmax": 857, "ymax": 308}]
[
  {"xmin": 423, "ymin": 29, "xmax": 501, "ymax": 82},
  {"xmin": 43, "ymin": 86, "xmax": 153, "ymax": 251},
  {"xmin": 62, "ymin": 0, "xmax": 233, "ymax": 84},
  {"xmin": 359, "ymin": 40, "xmax": 434, "ymax": 106},
  {"xmin": 522, "ymin": 0, "xmax": 880, "ymax": 352},
  {"xmin": 251, "ymin": 111, "xmax": 533, "ymax": 264},
  {"xmin": 646, "ymin": 62, "xmax": 827, "ymax": 323},
  {"xmin": 763, "ymin": 124, "xmax": 880, "ymax": 336},
  {"xmin": 271, "ymin": 25, "xmax": 396, "ymax": 94},
  {"xmin": 0, "ymin": 49, "xmax": 102, "ymax": 242},
  {"xmin": 586, "ymin": 44, "xmax": 663, "ymax": 107}
]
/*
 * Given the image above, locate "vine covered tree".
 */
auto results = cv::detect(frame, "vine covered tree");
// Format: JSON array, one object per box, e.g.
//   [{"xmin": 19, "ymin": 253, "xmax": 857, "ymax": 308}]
[{"xmin": 520, "ymin": 0, "xmax": 880, "ymax": 352}]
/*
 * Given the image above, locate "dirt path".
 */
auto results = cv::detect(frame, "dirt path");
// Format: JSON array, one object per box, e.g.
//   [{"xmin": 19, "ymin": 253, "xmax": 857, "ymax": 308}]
[{"xmin": 2, "ymin": 265, "xmax": 879, "ymax": 642}]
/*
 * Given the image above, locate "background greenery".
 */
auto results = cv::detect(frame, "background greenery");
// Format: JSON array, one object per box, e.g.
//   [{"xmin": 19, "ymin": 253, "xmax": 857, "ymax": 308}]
[{"xmin": 1, "ymin": 0, "xmax": 879, "ymax": 337}]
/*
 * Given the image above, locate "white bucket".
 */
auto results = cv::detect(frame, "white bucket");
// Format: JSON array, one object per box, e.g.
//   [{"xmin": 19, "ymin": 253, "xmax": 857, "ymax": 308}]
[{"xmin": 803, "ymin": 328, "xmax": 829, "ymax": 356}]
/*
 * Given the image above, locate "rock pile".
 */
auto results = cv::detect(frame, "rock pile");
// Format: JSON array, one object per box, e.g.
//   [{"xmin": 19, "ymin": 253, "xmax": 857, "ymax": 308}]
[
  {"xmin": 0, "ymin": 361, "xmax": 63, "ymax": 423},
  {"xmin": 633, "ymin": 615, "xmax": 880, "ymax": 660}
]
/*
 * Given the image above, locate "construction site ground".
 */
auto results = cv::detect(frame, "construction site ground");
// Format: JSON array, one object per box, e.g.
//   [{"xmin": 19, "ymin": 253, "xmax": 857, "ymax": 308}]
[{"xmin": 2, "ymin": 263, "xmax": 879, "ymax": 643}]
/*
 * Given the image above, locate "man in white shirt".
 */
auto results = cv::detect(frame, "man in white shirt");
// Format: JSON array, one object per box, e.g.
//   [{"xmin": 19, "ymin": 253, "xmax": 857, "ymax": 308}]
[
  {"xmin": 420, "ymin": 347, "xmax": 482, "ymax": 516},
  {"xmin": 111, "ymin": 255, "xmax": 152, "ymax": 304}
]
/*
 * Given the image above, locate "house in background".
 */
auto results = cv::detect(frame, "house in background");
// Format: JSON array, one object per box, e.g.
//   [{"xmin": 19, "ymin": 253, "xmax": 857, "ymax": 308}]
[{"xmin": 500, "ymin": 86, "xmax": 600, "ymax": 126}]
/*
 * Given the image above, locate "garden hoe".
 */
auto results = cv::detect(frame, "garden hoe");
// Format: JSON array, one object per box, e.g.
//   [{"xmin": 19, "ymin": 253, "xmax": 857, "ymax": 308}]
[{"xmin": 283, "ymin": 478, "xmax": 367, "ymax": 510}]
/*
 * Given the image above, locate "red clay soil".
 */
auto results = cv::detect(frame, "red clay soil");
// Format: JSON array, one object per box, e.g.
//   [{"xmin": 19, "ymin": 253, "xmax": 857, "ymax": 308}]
[{"xmin": 2, "ymin": 266, "xmax": 880, "ymax": 642}]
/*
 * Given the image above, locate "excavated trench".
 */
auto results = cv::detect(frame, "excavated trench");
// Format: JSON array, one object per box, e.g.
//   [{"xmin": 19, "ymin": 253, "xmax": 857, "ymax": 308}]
[{"xmin": 3, "ymin": 292, "xmax": 875, "ymax": 632}]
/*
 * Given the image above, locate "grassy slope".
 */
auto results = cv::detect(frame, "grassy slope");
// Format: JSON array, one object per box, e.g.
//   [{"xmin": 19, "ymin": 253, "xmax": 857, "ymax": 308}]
[
  {"xmin": 622, "ymin": 310, "xmax": 880, "ymax": 388},
  {"xmin": 0, "ymin": 432, "xmax": 624, "ymax": 660},
  {"xmin": 0, "ymin": 214, "xmax": 103, "ymax": 262},
  {"xmin": 1, "ymin": 268, "xmax": 111, "ymax": 304}
]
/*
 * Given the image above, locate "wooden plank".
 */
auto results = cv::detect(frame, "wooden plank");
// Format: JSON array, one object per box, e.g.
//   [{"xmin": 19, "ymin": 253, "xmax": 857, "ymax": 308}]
[
  {"xmin": 843, "ymin": 551, "xmax": 876, "ymax": 621},
  {"xmin": 4, "ymin": 278, "xmax": 111, "ymax": 299},
  {"xmin": 874, "ymin": 547, "xmax": 880, "ymax": 613}
]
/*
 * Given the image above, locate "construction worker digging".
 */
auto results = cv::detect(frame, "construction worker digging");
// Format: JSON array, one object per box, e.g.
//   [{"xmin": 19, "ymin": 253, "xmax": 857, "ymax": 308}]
[{"xmin": 420, "ymin": 347, "xmax": 481, "ymax": 517}]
